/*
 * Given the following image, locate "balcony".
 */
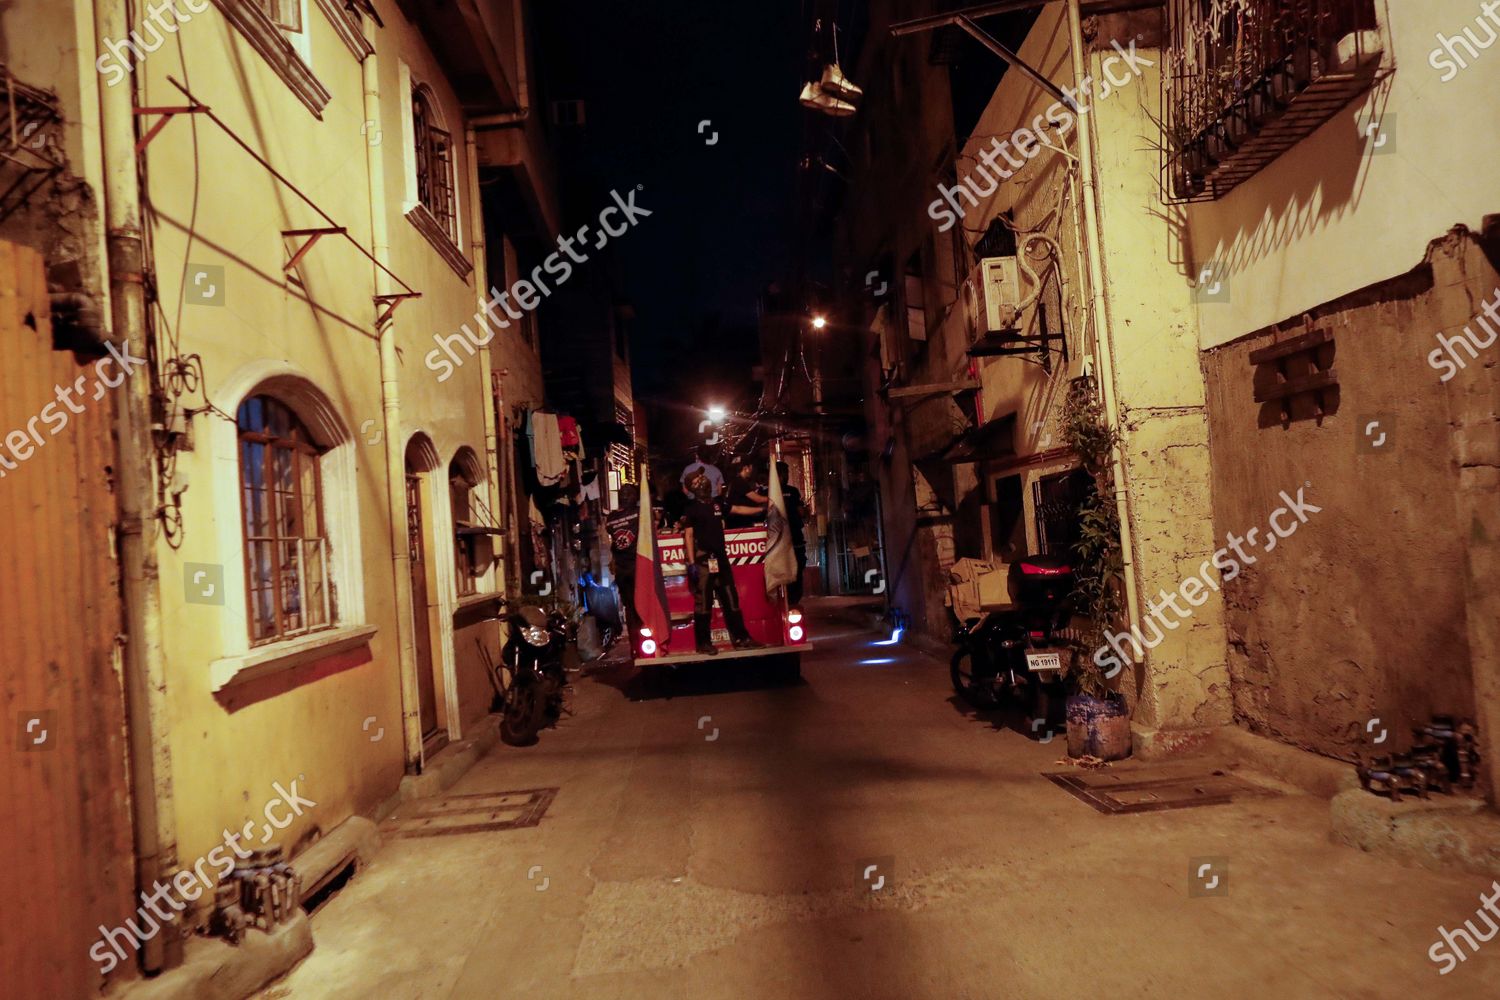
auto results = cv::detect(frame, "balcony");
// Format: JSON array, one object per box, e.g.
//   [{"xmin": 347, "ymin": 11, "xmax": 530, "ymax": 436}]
[{"xmin": 1161, "ymin": 0, "xmax": 1389, "ymax": 203}]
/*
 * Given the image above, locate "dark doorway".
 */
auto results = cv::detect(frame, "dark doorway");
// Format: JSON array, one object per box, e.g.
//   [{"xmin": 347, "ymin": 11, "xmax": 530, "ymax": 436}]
[
  {"xmin": 990, "ymin": 473, "xmax": 1027, "ymax": 561},
  {"xmin": 405, "ymin": 450, "xmax": 442, "ymax": 750}
]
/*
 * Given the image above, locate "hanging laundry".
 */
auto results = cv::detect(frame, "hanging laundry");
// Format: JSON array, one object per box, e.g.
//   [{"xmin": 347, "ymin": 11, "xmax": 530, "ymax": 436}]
[
  {"xmin": 527, "ymin": 410, "xmax": 567, "ymax": 486},
  {"xmin": 576, "ymin": 473, "xmax": 601, "ymax": 505},
  {"xmin": 558, "ymin": 415, "xmax": 581, "ymax": 449}
]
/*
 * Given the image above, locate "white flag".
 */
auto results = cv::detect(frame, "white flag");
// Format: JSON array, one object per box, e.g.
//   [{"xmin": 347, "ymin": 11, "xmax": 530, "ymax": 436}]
[{"xmin": 764, "ymin": 459, "xmax": 798, "ymax": 595}]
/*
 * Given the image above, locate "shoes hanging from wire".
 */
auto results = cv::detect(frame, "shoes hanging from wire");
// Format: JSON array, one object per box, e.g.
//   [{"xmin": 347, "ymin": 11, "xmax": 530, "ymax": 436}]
[{"xmin": 798, "ymin": 20, "xmax": 862, "ymax": 117}]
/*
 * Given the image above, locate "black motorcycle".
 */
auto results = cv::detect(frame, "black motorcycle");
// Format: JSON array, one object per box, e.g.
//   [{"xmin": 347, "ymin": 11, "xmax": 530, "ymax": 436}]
[
  {"xmin": 950, "ymin": 554, "xmax": 1075, "ymax": 735},
  {"xmin": 497, "ymin": 603, "xmax": 569, "ymax": 746}
]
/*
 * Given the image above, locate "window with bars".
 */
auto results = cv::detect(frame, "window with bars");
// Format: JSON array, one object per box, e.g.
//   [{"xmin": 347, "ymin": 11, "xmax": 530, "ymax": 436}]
[
  {"xmin": 238, "ymin": 396, "xmax": 333, "ymax": 644},
  {"xmin": 450, "ymin": 462, "xmax": 478, "ymax": 597},
  {"xmin": 412, "ymin": 88, "xmax": 457, "ymax": 241},
  {"xmin": 1164, "ymin": 0, "xmax": 1383, "ymax": 201},
  {"xmin": 1033, "ymin": 469, "xmax": 1094, "ymax": 559}
]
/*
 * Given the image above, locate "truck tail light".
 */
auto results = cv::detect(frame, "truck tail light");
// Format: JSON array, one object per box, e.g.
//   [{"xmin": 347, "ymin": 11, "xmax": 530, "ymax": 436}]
[
  {"xmin": 639, "ymin": 627, "xmax": 657, "ymax": 657},
  {"xmin": 789, "ymin": 624, "xmax": 805, "ymax": 642}
]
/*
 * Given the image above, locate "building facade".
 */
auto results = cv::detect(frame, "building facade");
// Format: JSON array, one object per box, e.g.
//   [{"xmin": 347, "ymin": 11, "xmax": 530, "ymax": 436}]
[
  {"xmin": 0, "ymin": 0, "xmax": 580, "ymax": 993},
  {"xmin": 830, "ymin": 0, "xmax": 1497, "ymax": 789}
]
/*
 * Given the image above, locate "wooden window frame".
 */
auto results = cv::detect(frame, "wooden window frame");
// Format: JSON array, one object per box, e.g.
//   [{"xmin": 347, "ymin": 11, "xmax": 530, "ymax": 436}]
[{"xmin": 238, "ymin": 396, "xmax": 335, "ymax": 646}]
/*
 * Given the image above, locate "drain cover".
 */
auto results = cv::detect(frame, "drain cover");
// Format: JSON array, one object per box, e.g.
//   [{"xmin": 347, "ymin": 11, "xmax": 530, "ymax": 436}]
[
  {"xmin": 1044, "ymin": 770, "xmax": 1277, "ymax": 814},
  {"xmin": 387, "ymin": 787, "xmax": 558, "ymax": 838}
]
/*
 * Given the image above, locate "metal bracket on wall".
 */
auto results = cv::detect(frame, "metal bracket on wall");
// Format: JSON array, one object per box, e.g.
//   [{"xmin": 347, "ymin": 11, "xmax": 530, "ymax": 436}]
[
  {"xmin": 282, "ymin": 227, "xmax": 348, "ymax": 273},
  {"xmin": 133, "ymin": 104, "xmax": 209, "ymax": 154},
  {"xmin": 373, "ymin": 292, "xmax": 422, "ymax": 326}
]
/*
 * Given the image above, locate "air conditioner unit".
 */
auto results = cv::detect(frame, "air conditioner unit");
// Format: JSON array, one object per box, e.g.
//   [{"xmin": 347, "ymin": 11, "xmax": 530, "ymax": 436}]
[{"xmin": 963, "ymin": 256, "xmax": 1022, "ymax": 339}]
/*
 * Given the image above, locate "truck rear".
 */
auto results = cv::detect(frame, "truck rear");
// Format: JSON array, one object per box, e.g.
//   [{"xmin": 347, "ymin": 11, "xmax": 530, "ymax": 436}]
[{"xmin": 632, "ymin": 525, "xmax": 810, "ymax": 671}]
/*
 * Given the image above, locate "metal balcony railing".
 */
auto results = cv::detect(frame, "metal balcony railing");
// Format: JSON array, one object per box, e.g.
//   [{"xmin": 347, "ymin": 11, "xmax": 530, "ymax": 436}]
[{"xmin": 1161, "ymin": 0, "xmax": 1389, "ymax": 202}]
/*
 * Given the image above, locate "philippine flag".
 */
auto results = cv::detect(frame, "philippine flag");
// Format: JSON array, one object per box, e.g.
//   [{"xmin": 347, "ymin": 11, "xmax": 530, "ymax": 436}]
[
  {"xmin": 763, "ymin": 457, "xmax": 798, "ymax": 595},
  {"xmin": 633, "ymin": 468, "xmax": 672, "ymax": 652}
]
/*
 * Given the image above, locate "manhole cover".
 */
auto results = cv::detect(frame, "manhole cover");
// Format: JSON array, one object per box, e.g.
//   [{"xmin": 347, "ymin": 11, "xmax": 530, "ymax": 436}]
[
  {"xmin": 1044, "ymin": 770, "xmax": 1277, "ymax": 814},
  {"xmin": 387, "ymin": 787, "xmax": 558, "ymax": 838}
]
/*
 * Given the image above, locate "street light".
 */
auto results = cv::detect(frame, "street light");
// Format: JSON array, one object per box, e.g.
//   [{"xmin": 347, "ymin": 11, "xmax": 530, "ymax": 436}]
[
  {"xmin": 707, "ymin": 404, "xmax": 727, "ymax": 424},
  {"xmin": 811, "ymin": 314, "xmax": 828, "ymax": 330}
]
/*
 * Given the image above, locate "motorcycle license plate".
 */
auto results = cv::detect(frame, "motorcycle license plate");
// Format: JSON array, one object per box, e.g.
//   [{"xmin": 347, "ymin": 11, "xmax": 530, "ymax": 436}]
[
  {"xmin": 711, "ymin": 628, "xmax": 730, "ymax": 645},
  {"xmin": 1025, "ymin": 650, "xmax": 1064, "ymax": 672}
]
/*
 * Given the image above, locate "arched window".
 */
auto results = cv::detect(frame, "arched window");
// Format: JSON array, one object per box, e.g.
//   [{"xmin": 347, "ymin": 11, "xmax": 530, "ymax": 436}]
[
  {"xmin": 238, "ymin": 395, "xmax": 333, "ymax": 644},
  {"xmin": 449, "ymin": 449, "xmax": 485, "ymax": 597},
  {"xmin": 412, "ymin": 86, "xmax": 456, "ymax": 240}
]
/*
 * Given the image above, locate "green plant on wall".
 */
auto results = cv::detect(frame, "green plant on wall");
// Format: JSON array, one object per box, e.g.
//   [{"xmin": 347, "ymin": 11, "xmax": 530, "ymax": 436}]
[{"xmin": 1061, "ymin": 377, "xmax": 1124, "ymax": 701}]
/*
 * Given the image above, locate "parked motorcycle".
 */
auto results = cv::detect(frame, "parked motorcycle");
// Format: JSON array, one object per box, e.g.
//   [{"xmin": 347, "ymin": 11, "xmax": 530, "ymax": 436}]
[
  {"xmin": 950, "ymin": 554, "xmax": 1075, "ymax": 734},
  {"xmin": 497, "ymin": 602, "xmax": 569, "ymax": 746}
]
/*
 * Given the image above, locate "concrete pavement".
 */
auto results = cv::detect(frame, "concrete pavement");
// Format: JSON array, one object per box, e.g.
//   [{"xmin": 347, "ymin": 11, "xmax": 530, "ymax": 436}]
[{"xmin": 254, "ymin": 602, "xmax": 1500, "ymax": 999}]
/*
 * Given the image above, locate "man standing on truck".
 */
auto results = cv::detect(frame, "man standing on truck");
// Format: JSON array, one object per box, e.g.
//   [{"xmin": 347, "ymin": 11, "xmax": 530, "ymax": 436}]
[
  {"xmin": 680, "ymin": 448, "xmax": 724, "ymax": 498},
  {"xmin": 680, "ymin": 472, "xmax": 763, "ymax": 655},
  {"xmin": 724, "ymin": 456, "xmax": 770, "ymax": 528}
]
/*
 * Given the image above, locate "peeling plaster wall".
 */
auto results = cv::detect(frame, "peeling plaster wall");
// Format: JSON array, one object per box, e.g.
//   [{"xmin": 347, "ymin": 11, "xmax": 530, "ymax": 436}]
[
  {"xmin": 0, "ymin": 1, "xmax": 111, "ymax": 341},
  {"xmin": 1202, "ymin": 230, "xmax": 1495, "ymax": 762},
  {"xmin": 1085, "ymin": 10, "xmax": 1231, "ymax": 731}
]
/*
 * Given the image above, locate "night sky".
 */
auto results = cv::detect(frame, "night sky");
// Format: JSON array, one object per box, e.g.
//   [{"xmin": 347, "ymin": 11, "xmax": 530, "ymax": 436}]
[{"xmin": 535, "ymin": 1, "xmax": 809, "ymax": 428}]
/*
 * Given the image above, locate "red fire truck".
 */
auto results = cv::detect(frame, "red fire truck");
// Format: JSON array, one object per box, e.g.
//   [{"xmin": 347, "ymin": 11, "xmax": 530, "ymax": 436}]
[{"xmin": 633, "ymin": 525, "xmax": 810, "ymax": 675}]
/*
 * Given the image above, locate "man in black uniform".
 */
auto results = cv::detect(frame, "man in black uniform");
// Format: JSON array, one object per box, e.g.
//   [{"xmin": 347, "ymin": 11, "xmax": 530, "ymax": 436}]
[
  {"xmin": 724, "ymin": 457, "xmax": 769, "ymax": 528},
  {"xmin": 679, "ymin": 472, "xmax": 762, "ymax": 655},
  {"xmin": 606, "ymin": 484, "xmax": 640, "ymax": 627}
]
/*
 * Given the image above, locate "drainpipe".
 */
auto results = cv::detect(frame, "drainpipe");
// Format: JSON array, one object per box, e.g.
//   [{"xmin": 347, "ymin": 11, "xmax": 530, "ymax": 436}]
[
  {"xmin": 362, "ymin": 21, "xmax": 423, "ymax": 772},
  {"xmin": 510, "ymin": 0, "xmax": 530, "ymax": 110},
  {"xmin": 1064, "ymin": 0, "xmax": 1144, "ymax": 673},
  {"xmin": 93, "ymin": 0, "xmax": 178, "ymax": 973},
  {"xmin": 465, "ymin": 125, "xmax": 505, "ymax": 574},
  {"xmin": 470, "ymin": 110, "xmax": 529, "ymax": 128},
  {"xmin": 470, "ymin": 2, "xmax": 532, "ymax": 129}
]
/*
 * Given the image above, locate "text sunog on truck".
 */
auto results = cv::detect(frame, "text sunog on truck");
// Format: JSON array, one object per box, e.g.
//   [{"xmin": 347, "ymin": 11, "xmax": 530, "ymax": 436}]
[{"xmin": 633, "ymin": 525, "xmax": 810, "ymax": 671}]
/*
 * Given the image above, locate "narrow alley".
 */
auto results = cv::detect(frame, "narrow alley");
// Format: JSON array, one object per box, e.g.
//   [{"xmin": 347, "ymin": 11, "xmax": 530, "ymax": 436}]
[
  {"xmin": 254, "ymin": 602, "xmax": 1497, "ymax": 999},
  {"xmin": 4, "ymin": 2, "xmax": 1499, "ymax": 998}
]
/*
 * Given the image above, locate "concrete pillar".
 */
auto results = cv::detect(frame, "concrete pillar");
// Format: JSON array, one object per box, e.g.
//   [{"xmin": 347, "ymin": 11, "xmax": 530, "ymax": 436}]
[{"xmin": 1083, "ymin": 23, "xmax": 1232, "ymax": 751}]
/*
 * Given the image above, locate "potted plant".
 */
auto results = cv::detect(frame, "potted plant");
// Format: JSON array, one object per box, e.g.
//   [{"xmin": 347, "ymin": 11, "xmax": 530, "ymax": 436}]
[{"xmin": 1060, "ymin": 378, "xmax": 1132, "ymax": 760}]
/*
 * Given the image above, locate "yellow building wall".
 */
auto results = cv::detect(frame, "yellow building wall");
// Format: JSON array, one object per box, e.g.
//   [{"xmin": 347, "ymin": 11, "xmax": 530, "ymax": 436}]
[{"xmin": 126, "ymin": 3, "xmax": 519, "ymax": 901}]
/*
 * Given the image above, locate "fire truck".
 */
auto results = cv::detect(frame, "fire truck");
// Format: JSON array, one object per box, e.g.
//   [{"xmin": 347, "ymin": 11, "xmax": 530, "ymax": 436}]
[{"xmin": 633, "ymin": 524, "xmax": 810, "ymax": 675}]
